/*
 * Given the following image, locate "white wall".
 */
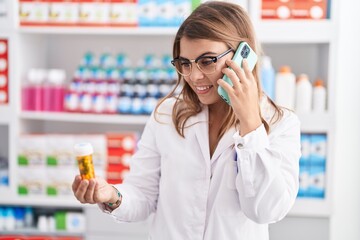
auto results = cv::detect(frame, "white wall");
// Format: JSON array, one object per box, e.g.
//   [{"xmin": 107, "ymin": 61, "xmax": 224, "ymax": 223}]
[{"xmin": 331, "ymin": 0, "xmax": 360, "ymax": 239}]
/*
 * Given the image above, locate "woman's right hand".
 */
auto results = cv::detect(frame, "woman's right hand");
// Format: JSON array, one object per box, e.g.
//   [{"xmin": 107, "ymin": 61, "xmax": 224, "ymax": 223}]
[{"xmin": 72, "ymin": 175, "xmax": 115, "ymax": 204}]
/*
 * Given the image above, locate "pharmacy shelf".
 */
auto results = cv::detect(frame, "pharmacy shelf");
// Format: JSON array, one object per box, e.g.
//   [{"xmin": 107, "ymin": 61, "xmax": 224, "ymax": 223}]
[
  {"xmin": 19, "ymin": 111, "xmax": 150, "ymax": 125},
  {"xmin": 19, "ymin": 111, "xmax": 332, "ymax": 133},
  {"xmin": 18, "ymin": 26, "xmax": 178, "ymax": 36},
  {"xmin": 298, "ymin": 112, "xmax": 334, "ymax": 133},
  {"xmin": 18, "ymin": 20, "xmax": 335, "ymax": 44},
  {"xmin": 289, "ymin": 198, "xmax": 331, "ymax": 217},
  {"xmin": 0, "ymin": 194, "xmax": 83, "ymax": 208},
  {"xmin": 1, "ymin": 229, "xmax": 84, "ymax": 237}
]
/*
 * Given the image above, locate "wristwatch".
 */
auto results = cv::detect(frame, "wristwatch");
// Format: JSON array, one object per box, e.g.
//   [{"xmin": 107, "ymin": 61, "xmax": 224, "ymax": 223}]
[{"xmin": 106, "ymin": 185, "xmax": 122, "ymax": 208}]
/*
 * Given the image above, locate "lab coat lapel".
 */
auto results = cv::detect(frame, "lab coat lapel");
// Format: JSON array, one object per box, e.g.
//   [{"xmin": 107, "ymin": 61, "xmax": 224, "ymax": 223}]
[
  {"xmin": 211, "ymin": 127, "xmax": 237, "ymax": 161},
  {"xmin": 191, "ymin": 106, "xmax": 211, "ymax": 163}
]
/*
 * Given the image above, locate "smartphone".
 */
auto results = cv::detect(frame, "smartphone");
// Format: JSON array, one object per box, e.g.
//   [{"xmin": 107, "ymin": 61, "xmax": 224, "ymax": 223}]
[{"xmin": 217, "ymin": 42, "xmax": 258, "ymax": 105}]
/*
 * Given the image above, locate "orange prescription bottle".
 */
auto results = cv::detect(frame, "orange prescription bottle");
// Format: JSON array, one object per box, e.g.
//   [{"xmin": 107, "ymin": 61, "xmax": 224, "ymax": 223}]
[{"xmin": 74, "ymin": 142, "xmax": 95, "ymax": 180}]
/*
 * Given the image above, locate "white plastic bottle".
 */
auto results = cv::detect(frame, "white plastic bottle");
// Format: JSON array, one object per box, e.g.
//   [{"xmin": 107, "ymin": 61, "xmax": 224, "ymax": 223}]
[
  {"xmin": 295, "ymin": 74, "xmax": 312, "ymax": 114},
  {"xmin": 260, "ymin": 56, "xmax": 275, "ymax": 100},
  {"xmin": 275, "ymin": 65, "xmax": 296, "ymax": 110},
  {"xmin": 312, "ymin": 79, "xmax": 327, "ymax": 112}
]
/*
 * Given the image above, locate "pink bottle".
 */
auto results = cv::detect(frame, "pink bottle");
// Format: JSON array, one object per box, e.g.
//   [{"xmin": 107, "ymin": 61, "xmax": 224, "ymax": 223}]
[
  {"xmin": 43, "ymin": 69, "xmax": 66, "ymax": 112},
  {"xmin": 22, "ymin": 69, "xmax": 46, "ymax": 111}
]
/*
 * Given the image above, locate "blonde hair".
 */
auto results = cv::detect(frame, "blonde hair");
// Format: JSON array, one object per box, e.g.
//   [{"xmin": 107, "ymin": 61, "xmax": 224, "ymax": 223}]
[{"xmin": 155, "ymin": 1, "xmax": 282, "ymax": 138}]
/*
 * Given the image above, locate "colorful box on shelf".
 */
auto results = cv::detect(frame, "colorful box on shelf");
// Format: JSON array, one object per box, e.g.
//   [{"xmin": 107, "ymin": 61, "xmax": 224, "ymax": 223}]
[
  {"xmin": 298, "ymin": 133, "xmax": 327, "ymax": 199},
  {"xmin": 261, "ymin": 0, "xmax": 329, "ymax": 20},
  {"xmin": 0, "ymin": 39, "xmax": 8, "ymax": 105},
  {"xmin": 17, "ymin": 134, "xmax": 107, "ymax": 197},
  {"xmin": 106, "ymin": 133, "xmax": 138, "ymax": 184},
  {"xmin": 18, "ymin": 0, "xmax": 194, "ymax": 27}
]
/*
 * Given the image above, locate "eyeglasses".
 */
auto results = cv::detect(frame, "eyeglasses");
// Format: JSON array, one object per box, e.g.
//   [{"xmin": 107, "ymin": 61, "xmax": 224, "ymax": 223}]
[{"xmin": 171, "ymin": 48, "xmax": 233, "ymax": 77}]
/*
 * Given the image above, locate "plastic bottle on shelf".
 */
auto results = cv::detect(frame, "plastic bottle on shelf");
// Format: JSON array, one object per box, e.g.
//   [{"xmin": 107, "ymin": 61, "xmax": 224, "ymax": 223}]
[
  {"xmin": 14, "ymin": 207, "xmax": 25, "ymax": 229},
  {"xmin": 43, "ymin": 69, "xmax": 66, "ymax": 112},
  {"xmin": 260, "ymin": 56, "xmax": 275, "ymax": 100},
  {"xmin": 24, "ymin": 206, "xmax": 34, "ymax": 228},
  {"xmin": 312, "ymin": 79, "xmax": 327, "ymax": 112},
  {"xmin": 22, "ymin": 69, "xmax": 47, "ymax": 111},
  {"xmin": 295, "ymin": 74, "xmax": 312, "ymax": 114},
  {"xmin": 275, "ymin": 65, "xmax": 296, "ymax": 110},
  {"xmin": 4, "ymin": 207, "xmax": 15, "ymax": 231}
]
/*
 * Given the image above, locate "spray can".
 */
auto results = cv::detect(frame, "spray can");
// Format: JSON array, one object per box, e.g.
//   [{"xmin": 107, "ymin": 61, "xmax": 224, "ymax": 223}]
[{"xmin": 74, "ymin": 143, "xmax": 95, "ymax": 180}]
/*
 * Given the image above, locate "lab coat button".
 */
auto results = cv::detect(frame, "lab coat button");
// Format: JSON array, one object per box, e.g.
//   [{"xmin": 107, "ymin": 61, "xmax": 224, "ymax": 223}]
[{"xmin": 237, "ymin": 143, "xmax": 244, "ymax": 149}]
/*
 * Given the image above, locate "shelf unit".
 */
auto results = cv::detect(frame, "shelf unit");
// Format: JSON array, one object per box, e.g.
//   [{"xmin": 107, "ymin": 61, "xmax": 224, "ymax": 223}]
[{"xmin": 0, "ymin": 0, "xmax": 338, "ymax": 236}]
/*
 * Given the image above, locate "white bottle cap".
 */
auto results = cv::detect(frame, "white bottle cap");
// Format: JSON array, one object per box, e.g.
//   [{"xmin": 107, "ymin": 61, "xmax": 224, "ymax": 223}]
[
  {"xmin": 74, "ymin": 142, "xmax": 94, "ymax": 156},
  {"xmin": 48, "ymin": 69, "xmax": 66, "ymax": 85},
  {"xmin": 28, "ymin": 69, "xmax": 47, "ymax": 84}
]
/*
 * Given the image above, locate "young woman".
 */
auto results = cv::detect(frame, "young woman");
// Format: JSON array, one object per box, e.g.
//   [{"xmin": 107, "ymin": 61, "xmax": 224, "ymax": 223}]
[{"xmin": 72, "ymin": 2, "xmax": 301, "ymax": 239}]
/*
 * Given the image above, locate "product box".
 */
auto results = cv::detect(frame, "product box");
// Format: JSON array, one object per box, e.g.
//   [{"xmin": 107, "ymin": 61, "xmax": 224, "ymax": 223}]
[
  {"xmin": 308, "ymin": 164, "xmax": 326, "ymax": 198},
  {"xmin": 261, "ymin": 0, "xmax": 329, "ymax": 20},
  {"xmin": 110, "ymin": 0, "xmax": 138, "ymax": 27},
  {"xmin": 46, "ymin": 135, "xmax": 77, "ymax": 196},
  {"xmin": 298, "ymin": 164, "xmax": 310, "ymax": 198},
  {"xmin": 18, "ymin": 166, "xmax": 47, "ymax": 195},
  {"xmin": 156, "ymin": 0, "xmax": 176, "ymax": 26},
  {"xmin": 78, "ymin": 0, "xmax": 111, "ymax": 26},
  {"xmin": 261, "ymin": 0, "xmax": 293, "ymax": 19},
  {"xmin": 18, "ymin": 135, "xmax": 47, "ymax": 167},
  {"xmin": 49, "ymin": 0, "xmax": 80, "ymax": 26},
  {"xmin": 0, "ymin": 39, "xmax": 8, "ymax": 104},
  {"xmin": 19, "ymin": 0, "xmax": 50, "ymax": 26},
  {"xmin": 47, "ymin": 166, "xmax": 77, "ymax": 196},
  {"xmin": 310, "ymin": 134, "xmax": 327, "ymax": 166},
  {"xmin": 300, "ymin": 133, "xmax": 311, "ymax": 166},
  {"xmin": 138, "ymin": 0, "xmax": 157, "ymax": 26},
  {"xmin": 46, "ymin": 135, "xmax": 76, "ymax": 167},
  {"xmin": 174, "ymin": 0, "xmax": 192, "ymax": 26},
  {"xmin": 106, "ymin": 163, "xmax": 129, "ymax": 184},
  {"xmin": 292, "ymin": 0, "xmax": 328, "ymax": 19}
]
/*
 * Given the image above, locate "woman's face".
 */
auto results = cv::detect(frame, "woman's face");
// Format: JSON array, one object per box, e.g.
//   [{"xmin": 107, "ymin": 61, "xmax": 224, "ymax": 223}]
[{"xmin": 179, "ymin": 37, "xmax": 234, "ymax": 106}]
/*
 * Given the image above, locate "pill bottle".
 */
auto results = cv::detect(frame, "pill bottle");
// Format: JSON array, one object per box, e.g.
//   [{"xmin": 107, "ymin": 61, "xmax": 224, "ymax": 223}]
[{"xmin": 74, "ymin": 143, "xmax": 95, "ymax": 180}]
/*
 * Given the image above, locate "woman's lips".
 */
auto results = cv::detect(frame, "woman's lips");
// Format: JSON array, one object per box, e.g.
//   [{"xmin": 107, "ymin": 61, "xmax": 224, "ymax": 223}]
[{"xmin": 195, "ymin": 85, "xmax": 213, "ymax": 94}]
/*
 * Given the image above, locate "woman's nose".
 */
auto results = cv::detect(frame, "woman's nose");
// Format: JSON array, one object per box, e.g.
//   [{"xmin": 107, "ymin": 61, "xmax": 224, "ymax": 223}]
[{"xmin": 189, "ymin": 64, "xmax": 204, "ymax": 81}]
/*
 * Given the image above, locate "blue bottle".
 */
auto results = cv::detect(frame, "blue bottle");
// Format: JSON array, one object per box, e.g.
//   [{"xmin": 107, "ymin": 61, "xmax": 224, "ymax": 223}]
[{"xmin": 260, "ymin": 56, "xmax": 275, "ymax": 100}]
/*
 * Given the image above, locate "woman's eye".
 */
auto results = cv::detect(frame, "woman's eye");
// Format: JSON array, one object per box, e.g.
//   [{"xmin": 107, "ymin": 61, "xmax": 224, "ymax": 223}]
[
  {"xmin": 199, "ymin": 58, "xmax": 214, "ymax": 66},
  {"xmin": 181, "ymin": 62, "xmax": 191, "ymax": 68}
]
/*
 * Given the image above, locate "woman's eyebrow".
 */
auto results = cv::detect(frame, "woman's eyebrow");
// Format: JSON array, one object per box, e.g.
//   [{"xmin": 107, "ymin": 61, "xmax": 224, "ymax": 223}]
[{"xmin": 179, "ymin": 51, "xmax": 218, "ymax": 60}]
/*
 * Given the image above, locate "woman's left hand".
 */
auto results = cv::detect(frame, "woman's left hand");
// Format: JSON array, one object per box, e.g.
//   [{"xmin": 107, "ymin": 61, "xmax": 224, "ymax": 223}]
[{"xmin": 217, "ymin": 59, "xmax": 262, "ymax": 136}]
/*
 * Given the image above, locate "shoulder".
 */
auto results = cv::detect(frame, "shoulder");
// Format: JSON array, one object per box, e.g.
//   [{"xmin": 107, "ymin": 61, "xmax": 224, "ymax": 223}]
[
  {"xmin": 147, "ymin": 97, "xmax": 177, "ymax": 126},
  {"xmin": 156, "ymin": 97, "xmax": 177, "ymax": 114}
]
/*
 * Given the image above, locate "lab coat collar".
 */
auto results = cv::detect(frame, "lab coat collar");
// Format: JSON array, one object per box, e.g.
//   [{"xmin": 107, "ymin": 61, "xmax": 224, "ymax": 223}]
[{"xmin": 189, "ymin": 105, "xmax": 236, "ymax": 163}]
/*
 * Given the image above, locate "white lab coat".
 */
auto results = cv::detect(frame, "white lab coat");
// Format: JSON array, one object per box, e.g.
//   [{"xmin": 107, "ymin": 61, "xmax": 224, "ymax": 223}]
[{"xmin": 101, "ymin": 97, "xmax": 301, "ymax": 240}]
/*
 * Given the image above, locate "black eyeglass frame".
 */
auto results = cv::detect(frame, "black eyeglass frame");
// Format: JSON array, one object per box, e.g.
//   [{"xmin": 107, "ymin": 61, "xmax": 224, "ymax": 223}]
[{"xmin": 171, "ymin": 48, "xmax": 234, "ymax": 77}]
